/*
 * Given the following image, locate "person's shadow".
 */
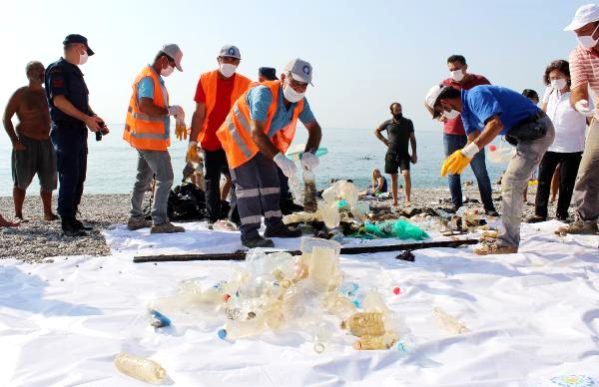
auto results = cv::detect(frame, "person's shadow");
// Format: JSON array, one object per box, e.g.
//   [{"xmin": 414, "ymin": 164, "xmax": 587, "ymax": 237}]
[{"xmin": 0, "ymin": 266, "xmax": 102, "ymax": 316}]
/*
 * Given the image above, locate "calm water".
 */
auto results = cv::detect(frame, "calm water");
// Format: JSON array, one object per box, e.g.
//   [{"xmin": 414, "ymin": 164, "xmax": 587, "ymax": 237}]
[{"xmin": 0, "ymin": 125, "xmax": 508, "ymax": 196}]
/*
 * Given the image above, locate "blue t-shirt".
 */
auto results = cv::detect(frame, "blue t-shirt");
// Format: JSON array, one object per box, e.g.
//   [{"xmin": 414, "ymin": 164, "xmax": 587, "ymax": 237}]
[
  {"xmin": 461, "ymin": 85, "xmax": 539, "ymax": 135},
  {"xmin": 246, "ymin": 85, "xmax": 316, "ymax": 138},
  {"xmin": 136, "ymin": 66, "xmax": 170, "ymax": 131}
]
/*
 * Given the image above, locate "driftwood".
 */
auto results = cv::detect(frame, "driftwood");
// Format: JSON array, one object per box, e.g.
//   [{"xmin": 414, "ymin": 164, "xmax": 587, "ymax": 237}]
[{"xmin": 133, "ymin": 239, "xmax": 478, "ymax": 263}]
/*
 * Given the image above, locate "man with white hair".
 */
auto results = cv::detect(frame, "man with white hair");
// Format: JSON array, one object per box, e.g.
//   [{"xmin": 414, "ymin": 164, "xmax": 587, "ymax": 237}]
[
  {"xmin": 425, "ymin": 84, "xmax": 554, "ymax": 255},
  {"xmin": 557, "ymin": 3, "xmax": 599, "ymax": 235},
  {"xmin": 217, "ymin": 59, "xmax": 322, "ymax": 248}
]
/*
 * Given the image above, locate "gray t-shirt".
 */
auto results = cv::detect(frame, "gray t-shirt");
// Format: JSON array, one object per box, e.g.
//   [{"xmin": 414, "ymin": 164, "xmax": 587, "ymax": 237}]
[{"xmin": 378, "ymin": 117, "xmax": 414, "ymax": 156}]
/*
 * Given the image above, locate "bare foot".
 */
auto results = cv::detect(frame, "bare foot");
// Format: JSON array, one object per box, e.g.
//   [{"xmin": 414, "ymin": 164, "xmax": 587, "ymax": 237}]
[
  {"xmin": 404, "ymin": 201, "xmax": 412, "ymax": 207},
  {"xmin": 44, "ymin": 213, "xmax": 59, "ymax": 221},
  {"xmin": 15, "ymin": 214, "xmax": 29, "ymax": 223},
  {"xmin": 0, "ymin": 215, "xmax": 20, "ymax": 227}
]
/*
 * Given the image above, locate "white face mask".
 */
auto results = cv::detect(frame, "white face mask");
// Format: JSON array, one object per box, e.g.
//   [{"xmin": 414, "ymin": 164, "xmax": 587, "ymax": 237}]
[
  {"xmin": 450, "ymin": 69, "xmax": 464, "ymax": 82},
  {"xmin": 551, "ymin": 78, "xmax": 567, "ymax": 91},
  {"xmin": 161, "ymin": 65, "xmax": 174, "ymax": 77},
  {"xmin": 283, "ymin": 84, "xmax": 305, "ymax": 103},
  {"xmin": 443, "ymin": 109, "xmax": 460, "ymax": 120},
  {"xmin": 219, "ymin": 63, "xmax": 237, "ymax": 78},
  {"xmin": 578, "ymin": 24, "xmax": 599, "ymax": 49},
  {"xmin": 79, "ymin": 51, "xmax": 88, "ymax": 65}
]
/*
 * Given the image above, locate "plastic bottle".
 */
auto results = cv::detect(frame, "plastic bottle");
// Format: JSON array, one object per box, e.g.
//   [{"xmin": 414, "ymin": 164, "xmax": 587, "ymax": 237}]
[
  {"xmin": 341, "ymin": 312, "xmax": 386, "ymax": 337},
  {"xmin": 148, "ymin": 309, "xmax": 171, "ymax": 328},
  {"xmin": 308, "ymin": 246, "xmax": 341, "ymax": 291},
  {"xmin": 353, "ymin": 332, "xmax": 398, "ymax": 350},
  {"xmin": 320, "ymin": 202, "xmax": 341, "ymax": 229},
  {"xmin": 303, "ymin": 169, "xmax": 318, "ymax": 213},
  {"xmin": 432, "ymin": 307, "xmax": 470, "ymax": 334},
  {"xmin": 487, "ymin": 142, "xmax": 515, "ymax": 163},
  {"xmin": 114, "ymin": 352, "xmax": 167, "ymax": 384},
  {"xmin": 322, "ymin": 292, "xmax": 357, "ymax": 319}
]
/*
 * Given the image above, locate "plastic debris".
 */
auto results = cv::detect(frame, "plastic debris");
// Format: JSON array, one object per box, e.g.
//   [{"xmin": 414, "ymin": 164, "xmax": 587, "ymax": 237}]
[
  {"xmin": 115, "ymin": 352, "xmax": 168, "ymax": 384},
  {"xmin": 432, "ymin": 307, "xmax": 470, "ymax": 334}
]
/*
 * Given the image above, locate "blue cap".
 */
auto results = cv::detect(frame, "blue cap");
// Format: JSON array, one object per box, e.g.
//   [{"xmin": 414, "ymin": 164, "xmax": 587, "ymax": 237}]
[
  {"xmin": 258, "ymin": 67, "xmax": 278, "ymax": 81},
  {"xmin": 63, "ymin": 34, "xmax": 94, "ymax": 56},
  {"xmin": 219, "ymin": 45, "xmax": 241, "ymax": 59}
]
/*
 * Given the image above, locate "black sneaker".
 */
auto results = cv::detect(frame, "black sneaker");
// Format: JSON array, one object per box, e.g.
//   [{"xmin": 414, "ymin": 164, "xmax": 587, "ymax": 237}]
[
  {"xmin": 242, "ymin": 236, "xmax": 275, "ymax": 248},
  {"xmin": 62, "ymin": 218, "xmax": 87, "ymax": 237},
  {"xmin": 264, "ymin": 225, "xmax": 302, "ymax": 238},
  {"xmin": 73, "ymin": 219, "xmax": 93, "ymax": 231},
  {"xmin": 525, "ymin": 214, "xmax": 546, "ymax": 223}
]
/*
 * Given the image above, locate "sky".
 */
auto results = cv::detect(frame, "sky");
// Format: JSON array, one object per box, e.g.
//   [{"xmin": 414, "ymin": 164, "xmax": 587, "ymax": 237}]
[{"xmin": 0, "ymin": 0, "xmax": 591, "ymax": 131}]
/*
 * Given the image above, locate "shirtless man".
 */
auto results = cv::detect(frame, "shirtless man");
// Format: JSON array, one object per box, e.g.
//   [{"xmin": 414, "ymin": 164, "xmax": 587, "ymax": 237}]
[{"xmin": 3, "ymin": 61, "xmax": 57, "ymax": 220}]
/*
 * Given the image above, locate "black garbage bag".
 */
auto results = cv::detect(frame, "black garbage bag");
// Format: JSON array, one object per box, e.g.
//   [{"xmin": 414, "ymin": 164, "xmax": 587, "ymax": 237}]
[{"xmin": 167, "ymin": 183, "xmax": 207, "ymax": 221}]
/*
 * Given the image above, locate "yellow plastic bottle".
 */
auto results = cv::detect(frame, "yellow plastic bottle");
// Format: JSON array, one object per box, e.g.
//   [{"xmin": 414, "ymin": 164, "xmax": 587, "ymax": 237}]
[
  {"xmin": 341, "ymin": 312, "xmax": 386, "ymax": 337},
  {"xmin": 114, "ymin": 352, "xmax": 167, "ymax": 384}
]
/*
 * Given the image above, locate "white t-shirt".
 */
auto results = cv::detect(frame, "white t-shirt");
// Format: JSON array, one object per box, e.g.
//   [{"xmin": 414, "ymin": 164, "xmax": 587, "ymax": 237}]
[{"xmin": 542, "ymin": 87, "xmax": 587, "ymax": 153}]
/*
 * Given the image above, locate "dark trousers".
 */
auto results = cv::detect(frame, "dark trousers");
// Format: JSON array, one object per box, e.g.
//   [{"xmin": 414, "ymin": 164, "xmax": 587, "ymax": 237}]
[
  {"xmin": 230, "ymin": 153, "xmax": 283, "ymax": 241},
  {"xmin": 278, "ymin": 167, "xmax": 291, "ymax": 209},
  {"xmin": 534, "ymin": 151, "xmax": 583, "ymax": 219},
  {"xmin": 50, "ymin": 123, "xmax": 88, "ymax": 219},
  {"xmin": 443, "ymin": 133, "xmax": 495, "ymax": 211},
  {"xmin": 204, "ymin": 149, "xmax": 230, "ymax": 222}
]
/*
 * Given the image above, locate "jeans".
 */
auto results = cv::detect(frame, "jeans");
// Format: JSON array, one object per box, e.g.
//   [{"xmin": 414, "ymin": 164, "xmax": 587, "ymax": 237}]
[
  {"xmin": 573, "ymin": 118, "xmax": 599, "ymax": 225},
  {"xmin": 443, "ymin": 133, "xmax": 495, "ymax": 212},
  {"xmin": 130, "ymin": 150, "xmax": 173, "ymax": 225},
  {"xmin": 534, "ymin": 151, "xmax": 582, "ymax": 219},
  {"xmin": 498, "ymin": 116, "xmax": 554, "ymax": 248},
  {"xmin": 50, "ymin": 123, "xmax": 88, "ymax": 218}
]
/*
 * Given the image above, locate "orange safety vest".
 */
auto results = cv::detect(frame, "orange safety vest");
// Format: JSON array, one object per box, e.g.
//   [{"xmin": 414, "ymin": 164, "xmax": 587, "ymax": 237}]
[
  {"xmin": 216, "ymin": 80, "xmax": 305, "ymax": 169},
  {"xmin": 123, "ymin": 66, "xmax": 170, "ymax": 151},
  {"xmin": 196, "ymin": 70, "xmax": 251, "ymax": 144}
]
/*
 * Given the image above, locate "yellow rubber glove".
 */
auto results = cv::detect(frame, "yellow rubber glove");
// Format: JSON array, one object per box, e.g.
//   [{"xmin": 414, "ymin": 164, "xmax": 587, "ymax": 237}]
[
  {"xmin": 186, "ymin": 141, "xmax": 200, "ymax": 163},
  {"xmin": 175, "ymin": 119, "xmax": 187, "ymax": 141},
  {"xmin": 441, "ymin": 143, "xmax": 480, "ymax": 177}
]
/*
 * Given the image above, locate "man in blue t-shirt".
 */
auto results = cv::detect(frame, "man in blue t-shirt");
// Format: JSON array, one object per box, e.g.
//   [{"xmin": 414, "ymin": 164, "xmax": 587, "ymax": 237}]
[{"xmin": 425, "ymin": 84, "xmax": 555, "ymax": 255}]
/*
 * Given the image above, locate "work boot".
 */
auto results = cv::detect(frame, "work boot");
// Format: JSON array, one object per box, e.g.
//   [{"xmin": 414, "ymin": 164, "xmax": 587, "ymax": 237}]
[
  {"xmin": 62, "ymin": 217, "xmax": 87, "ymax": 237},
  {"xmin": 242, "ymin": 235, "xmax": 275, "ymax": 248},
  {"xmin": 73, "ymin": 218, "xmax": 93, "ymax": 231},
  {"xmin": 264, "ymin": 224, "xmax": 302, "ymax": 238},
  {"xmin": 151, "ymin": 222, "xmax": 185, "ymax": 234},
  {"xmin": 555, "ymin": 221, "xmax": 598, "ymax": 235},
  {"xmin": 525, "ymin": 214, "xmax": 546, "ymax": 223},
  {"xmin": 127, "ymin": 217, "xmax": 152, "ymax": 231},
  {"xmin": 474, "ymin": 242, "xmax": 517, "ymax": 256}
]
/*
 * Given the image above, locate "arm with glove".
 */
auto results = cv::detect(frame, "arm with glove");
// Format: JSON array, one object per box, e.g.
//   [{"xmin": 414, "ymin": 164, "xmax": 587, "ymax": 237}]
[
  {"xmin": 168, "ymin": 105, "xmax": 187, "ymax": 141},
  {"xmin": 300, "ymin": 121, "xmax": 323, "ymax": 171},
  {"xmin": 441, "ymin": 115, "xmax": 504, "ymax": 177}
]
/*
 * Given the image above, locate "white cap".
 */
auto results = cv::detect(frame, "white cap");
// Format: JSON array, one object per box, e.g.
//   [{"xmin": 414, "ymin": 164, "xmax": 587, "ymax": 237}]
[
  {"xmin": 564, "ymin": 4, "xmax": 599, "ymax": 31},
  {"xmin": 425, "ymin": 84, "xmax": 447, "ymax": 118},
  {"xmin": 161, "ymin": 44, "xmax": 183, "ymax": 71},
  {"xmin": 284, "ymin": 58, "xmax": 314, "ymax": 86}
]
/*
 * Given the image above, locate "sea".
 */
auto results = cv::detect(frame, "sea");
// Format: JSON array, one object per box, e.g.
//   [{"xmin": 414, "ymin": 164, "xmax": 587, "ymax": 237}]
[{"xmin": 0, "ymin": 125, "xmax": 509, "ymax": 197}]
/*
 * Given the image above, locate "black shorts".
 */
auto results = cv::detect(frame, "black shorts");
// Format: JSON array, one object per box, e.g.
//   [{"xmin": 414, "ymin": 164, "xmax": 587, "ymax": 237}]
[{"xmin": 384, "ymin": 152, "xmax": 410, "ymax": 174}]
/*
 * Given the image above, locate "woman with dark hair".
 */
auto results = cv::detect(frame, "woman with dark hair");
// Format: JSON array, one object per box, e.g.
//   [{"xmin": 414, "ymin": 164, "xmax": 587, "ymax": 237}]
[{"xmin": 527, "ymin": 60, "xmax": 587, "ymax": 222}]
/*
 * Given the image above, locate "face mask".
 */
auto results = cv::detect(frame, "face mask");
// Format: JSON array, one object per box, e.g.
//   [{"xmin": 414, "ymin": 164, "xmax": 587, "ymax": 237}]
[
  {"xmin": 283, "ymin": 84, "xmax": 305, "ymax": 103},
  {"xmin": 161, "ymin": 65, "xmax": 174, "ymax": 77},
  {"xmin": 443, "ymin": 109, "xmax": 460, "ymax": 120},
  {"xmin": 450, "ymin": 69, "xmax": 464, "ymax": 82},
  {"xmin": 551, "ymin": 78, "xmax": 567, "ymax": 91},
  {"xmin": 79, "ymin": 51, "xmax": 88, "ymax": 65},
  {"xmin": 219, "ymin": 63, "xmax": 237, "ymax": 78},
  {"xmin": 578, "ymin": 24, "xmax": 599, "ymax": 49}
]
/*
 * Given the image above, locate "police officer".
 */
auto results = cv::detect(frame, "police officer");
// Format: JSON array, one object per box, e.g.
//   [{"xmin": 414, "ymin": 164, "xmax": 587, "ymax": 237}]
[{"xmin": 45, "ymin": 34, "xmax": 106, "ymax": 236}]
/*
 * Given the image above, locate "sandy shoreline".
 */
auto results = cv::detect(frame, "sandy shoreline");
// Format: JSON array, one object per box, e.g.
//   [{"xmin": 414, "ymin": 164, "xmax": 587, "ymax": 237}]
[{"xmin": 0, "ymin": 184, "xmax": 557, "ymax": 263}]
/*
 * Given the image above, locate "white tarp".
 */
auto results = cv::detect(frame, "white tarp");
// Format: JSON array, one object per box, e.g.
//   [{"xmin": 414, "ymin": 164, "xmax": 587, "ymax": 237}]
[{"xmin": 0, "ymin": 220, "xmax": 598, "ymax": 386}]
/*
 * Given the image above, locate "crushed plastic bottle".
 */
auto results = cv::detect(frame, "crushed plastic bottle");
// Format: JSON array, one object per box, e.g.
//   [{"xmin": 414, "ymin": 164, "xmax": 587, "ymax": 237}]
[
  {"xmin": 115, "ymin": 352, "xmax": 167, "ymax": 384},
  {"xmin": 148, "ymin": 309, "xmax": 171, "ymax": 328},
  {"xmin": 432, "ymin": 307, "xmax": 470, "ymax": 334},
  {"xmin": 353, "ymin": 332, "xmax": 399, "ymax": 350},
  {"xmin": 303, "ymin": 169, "xmax": 318, "ymax": 213},
  {"xmin": 341, "ymin": 312, "xmax": 386, "ymax": 337}
]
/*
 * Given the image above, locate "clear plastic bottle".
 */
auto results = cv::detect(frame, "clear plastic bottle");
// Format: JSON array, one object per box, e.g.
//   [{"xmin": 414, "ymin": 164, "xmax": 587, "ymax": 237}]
[
  {"xmin": 353, "ymin": 332, "xmax": 398, "ymax": 350},
  {"xmin": 432, "ymin": 307, "xmax": 470, "ymax": 334},
  {"xmin": 114, "ymin": 352, "xmax": 167, "ymax": 384},
  {"xmin": 303, "ymin": 169, "xmax": 318, "ymax": 213},
  {"xmin": 341, "ymin": 312, "xmax": 386, "ymax": 337},
  {"xmin": 323, "ymin": 292, "xmax": 357, "ymax": 319}
]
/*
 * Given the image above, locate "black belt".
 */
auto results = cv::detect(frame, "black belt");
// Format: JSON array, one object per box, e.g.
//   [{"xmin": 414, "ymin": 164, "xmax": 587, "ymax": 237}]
[{"xmin": 505, "ymin": 110, "xmax": 547, "ymax": 145}]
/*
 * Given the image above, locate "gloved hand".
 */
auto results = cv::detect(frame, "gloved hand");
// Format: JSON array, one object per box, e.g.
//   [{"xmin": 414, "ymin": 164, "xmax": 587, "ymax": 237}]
[
  {"xmin": 186, "ymin": 141, "xmax": 200, "ymax": 163},
  {"xmin": 175, "ymin": 118, "xmax": 187, "ymax": 141},
  {"xmin": 300, "ymin": 151, "xmax": 319, "ymax": 171},
  {"xmin": 274, "ymin": 152, "xmax": 298, "ymax": 178},
  {"xmin": 440, "ymin": 143, "xmax": 479, "ymax": 177},
  {"xmin": 574, "ymin": 99, "xmax": 595, "ymax": 117}
]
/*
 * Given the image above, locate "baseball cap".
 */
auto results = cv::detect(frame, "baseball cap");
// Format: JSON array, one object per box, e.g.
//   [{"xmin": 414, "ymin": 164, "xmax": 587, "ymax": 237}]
[
  {"xmin": 425, "ymin": 84, "xmax": 448, "ymax": 119},
  {"xmin": 63, "ymin": 34, "xmax": 94, "ymax": 56},
  {"xmin": 258, "ymin": 67, "xmax": 278, "ymax": 81},
  {"xmin": 564, "ymin": 4, "xmax": 599, "ymax": 31},
  {"xmin": 284, "ymin": 58, "xmax": 313, "ymax": 86},
  {"xmin": 219, "ymin": 45, "xmax": 241, "ymax": 59},
  {"xmin": 161, "ymin": 44, "xmax": 183, "ymax": 71}
]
